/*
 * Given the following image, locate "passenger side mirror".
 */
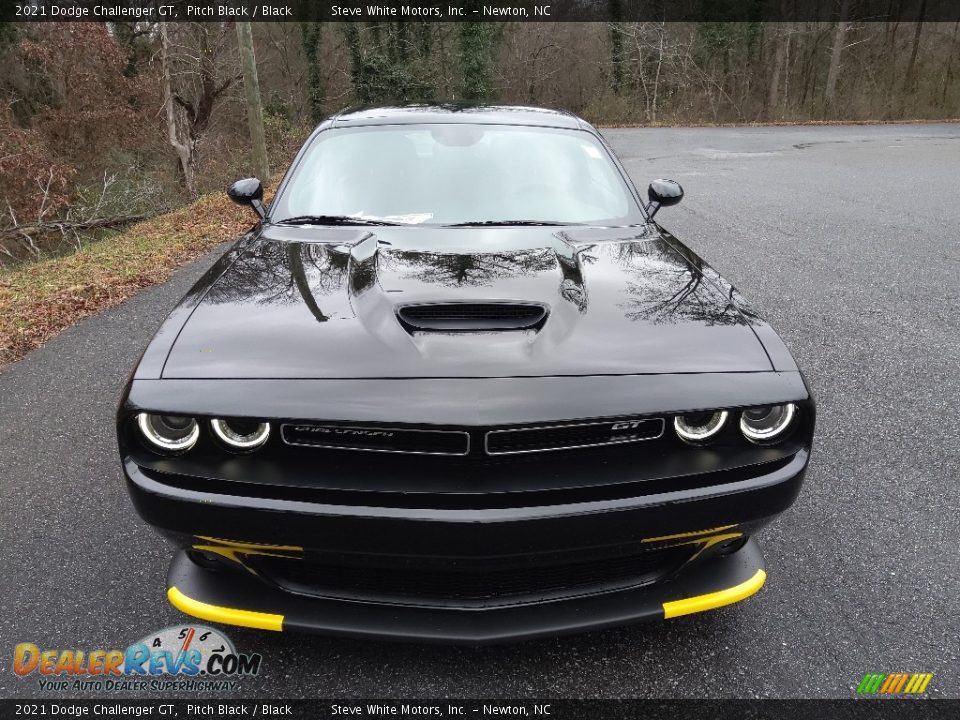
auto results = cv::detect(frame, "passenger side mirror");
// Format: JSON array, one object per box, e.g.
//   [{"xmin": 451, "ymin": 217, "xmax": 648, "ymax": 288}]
[
  {"xmin": 646, "ymin": 179, "xmax": 683, "ymax": 220},
  {"xmin": 228, "ymin": 177, "xmax": 265, "ymax": 219}
]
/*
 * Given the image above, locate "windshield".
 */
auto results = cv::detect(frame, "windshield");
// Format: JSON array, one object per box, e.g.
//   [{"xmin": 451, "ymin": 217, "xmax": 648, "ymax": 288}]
[{"xmin": 270, "ymin": 124, "xmax": 642, "ymax": 226}]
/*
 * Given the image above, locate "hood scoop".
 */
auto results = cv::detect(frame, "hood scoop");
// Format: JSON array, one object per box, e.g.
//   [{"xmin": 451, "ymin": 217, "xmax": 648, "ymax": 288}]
[{"xmin": 397, "ymin": 302, "xmax": 549, "ymax": 332}]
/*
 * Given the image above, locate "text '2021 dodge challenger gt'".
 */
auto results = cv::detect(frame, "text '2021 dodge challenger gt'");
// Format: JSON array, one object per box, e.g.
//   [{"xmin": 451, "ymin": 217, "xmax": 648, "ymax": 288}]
[{"xmin": 118, "ymin": 104, "xmax": 814, "ymax": 643}]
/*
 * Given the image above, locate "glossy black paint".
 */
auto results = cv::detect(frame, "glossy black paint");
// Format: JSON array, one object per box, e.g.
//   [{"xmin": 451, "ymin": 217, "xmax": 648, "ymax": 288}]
[
  {"xmin": 228, "ymin": 177, "xmax": 265, "ymax": 219},
  {"xmin": 157, "ymin": 225, "xmax": 780, "ymax": 379},
  {"xmin": 118, "ymin": 104, "xmax": 815, "ymax": 640},
  {"xmin": 165, "ymin": 539, "xmax": 768, "ymax": 643},
  {"xmin": 648, "ymin": 178, "xmax": 684, "ymax": 204},
  {"xmin": 646, "ymin": 178, "xmax": 684, "ymax": 219}
]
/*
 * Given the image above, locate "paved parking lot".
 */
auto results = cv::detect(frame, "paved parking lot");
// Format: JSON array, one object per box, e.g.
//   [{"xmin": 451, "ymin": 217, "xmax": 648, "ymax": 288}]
[{"xmin": 2, "ymin": 124, "xmax": 958, "ymax": 698}]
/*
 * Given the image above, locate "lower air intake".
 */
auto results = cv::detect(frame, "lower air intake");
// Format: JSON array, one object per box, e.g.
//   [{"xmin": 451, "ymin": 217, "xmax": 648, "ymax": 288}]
[
  {"xmin": 250, "ymin": 545, "xmax": 691, "ymax": 607},
  {"xmin": 397, "ymin": 302, "xmax": 548, "ymax": 331}
]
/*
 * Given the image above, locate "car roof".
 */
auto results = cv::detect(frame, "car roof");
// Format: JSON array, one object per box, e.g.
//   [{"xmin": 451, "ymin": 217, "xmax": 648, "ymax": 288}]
[{"xmin": 330, "ymin": 103, "xmax": 587, "ymax": 130}]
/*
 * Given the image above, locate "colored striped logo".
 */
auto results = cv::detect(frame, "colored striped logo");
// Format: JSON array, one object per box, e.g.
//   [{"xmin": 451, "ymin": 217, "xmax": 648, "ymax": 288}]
[{"xmin": 857, "ymin": 673, "xmax": 933, "ymax": 694}]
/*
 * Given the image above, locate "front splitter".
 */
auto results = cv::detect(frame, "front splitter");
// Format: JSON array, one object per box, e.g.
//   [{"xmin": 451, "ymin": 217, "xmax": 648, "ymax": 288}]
[{"xmin": 166, "ymin": 539, "xmax": 766, "ymax": 644}]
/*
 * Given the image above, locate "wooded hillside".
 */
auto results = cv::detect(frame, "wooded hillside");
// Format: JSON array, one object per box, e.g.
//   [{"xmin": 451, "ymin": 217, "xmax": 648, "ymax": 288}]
[{"xmin": 1, "ymin": 18, "xmax": 958, "ymax": 264}]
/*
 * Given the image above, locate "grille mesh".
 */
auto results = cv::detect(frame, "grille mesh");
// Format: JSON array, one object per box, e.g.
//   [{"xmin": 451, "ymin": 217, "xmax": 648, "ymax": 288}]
[
  {"xmin": 253, "ymin": 546, "xmax": 690, "ymax": 606},
  {"xmin": 487, "ymin": 418, "xmax": 664, "ymax": 455},
  {"xmin": 398, "ymin": 303, "xmax": 547, "ymax": 331},
  {"xmin": 281, "ymin": 418, "xmax": 664, "ymax": 456},
  {"xmin": 282, "ymin": 423, "xmax": 469, "ymax": 455}
]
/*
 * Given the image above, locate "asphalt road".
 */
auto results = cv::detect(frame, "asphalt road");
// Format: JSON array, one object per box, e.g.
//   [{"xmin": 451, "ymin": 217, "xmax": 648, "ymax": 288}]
[{"xmin": 2, "ymin": 124, "xmax": 958, "ymax": 699}]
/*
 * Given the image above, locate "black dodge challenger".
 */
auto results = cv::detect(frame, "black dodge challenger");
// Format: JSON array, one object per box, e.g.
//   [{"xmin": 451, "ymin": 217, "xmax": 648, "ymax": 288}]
[{"xmin": 118, "ymin": 104, "xmax": 814, "ymax": 643}]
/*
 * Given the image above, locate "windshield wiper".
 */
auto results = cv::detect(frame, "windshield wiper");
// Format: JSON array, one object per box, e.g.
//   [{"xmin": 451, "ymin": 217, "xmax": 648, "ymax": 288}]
[
  {"xmin": 446, "ymin": 220, "xmax": 575, "ymax": 227},
  {"xmin": 274, "ymin": 215, "xmax": 401, "ymax": 227}
]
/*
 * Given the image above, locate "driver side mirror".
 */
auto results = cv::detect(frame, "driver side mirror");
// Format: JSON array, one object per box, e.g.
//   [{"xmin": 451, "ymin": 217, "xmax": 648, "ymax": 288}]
[
  {"xmin": 228, "ymin": 177, "xmax": 266, "ymax": 219},
  {"xmin": 646, "ymin": 179, "xmax": 683, "ymax": 220}
]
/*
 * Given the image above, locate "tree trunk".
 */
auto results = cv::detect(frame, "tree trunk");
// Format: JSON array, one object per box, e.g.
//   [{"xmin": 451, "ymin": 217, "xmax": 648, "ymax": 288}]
[
  {"xmin": 939, "ymin": 20, "xmax": 960, "ymax": 106},
  {"xmin": 160, "ymin": 24, "xmax": 196, "ymax": 197},
  {"xmin": 458, "ymin": 6, "xmax": 494, "ymax": 101},
  {"xmin": 824, "ymin": 0, "xmax": 851, "ymax": 110},
  {"xmin": 766, "ymin": 2, "xmax": 792, "ymax": 118},
  {"xmin": 0, "ymin": 214, "xmax": 154, "ymax": 243},
  {"xmin": 236, "ymin": 22, "xmax": 270, "ymax": 181},
  {"xmin": 650, "ymin": 22, "xmax": 664, "ymax": 123},
  {"xmin": 607, "ymin": 0, "xmax": 625, "ymax": 94},
  {"xmin": 299, "ymin": 22, "xmax": 325, "ymax": 124},
  {"xmin": 766, "ymin": 24, "xmax": 789, "ymax": 118},
  {"xmin": 902, "ymin": 0, "xmax": 928, "ymax": 96},
  {"xmin": 782, "ymin": 28, "xmax": 791, "ymax": 114},
  {"xmin": 341, "ymin": 24, "xmax": 367, "ymax": 102}
]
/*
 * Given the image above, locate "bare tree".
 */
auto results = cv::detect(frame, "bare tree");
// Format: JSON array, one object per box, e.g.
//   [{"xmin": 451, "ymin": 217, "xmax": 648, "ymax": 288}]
[
  {"xmin": 766, "ymin": 11, "xmax": 791, "ymax": 118},
  {"xmin": 160, "ymin": 23, "xmax": 238, "ymax": 197},
  {"xmin": 903, "ymin": 0, "xmax": 929, "ymax": 95},
  {"xmin": 299, "ymin": 22, "xmax": 325, "ymax": 123},
  {"xmin": 607, "ymin": 0, "xmax": 626, "ymax": 94},
  {"xmin": 938, "ymin": 20, "xmax": 960, "ymax": 106},
  {"xmin": 236, "ymin": 22, "xmax": 269, "ymax": 181},
  {"xmin": 611, "ymin": 22, "xmax": 672, "ymax": 123},
  {"xmin": 824, "ymin": 0, "xmax": 852, "ymax": 108},
  {"xmin": 160, "ymin": 24, "xmax": 194, "ymax": 196}
]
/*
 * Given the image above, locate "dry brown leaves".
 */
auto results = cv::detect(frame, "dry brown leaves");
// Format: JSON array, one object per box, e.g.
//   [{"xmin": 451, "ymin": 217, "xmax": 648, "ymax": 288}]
[{"xmin": 0, "ymin": 192, "xmax": 251, "ymax": 370}]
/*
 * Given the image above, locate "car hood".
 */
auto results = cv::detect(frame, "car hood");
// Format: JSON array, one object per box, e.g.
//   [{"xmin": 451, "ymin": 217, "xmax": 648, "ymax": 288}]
[{"xmin": 161, "ymin": 225, "xmax": 773, "ymax": 379}]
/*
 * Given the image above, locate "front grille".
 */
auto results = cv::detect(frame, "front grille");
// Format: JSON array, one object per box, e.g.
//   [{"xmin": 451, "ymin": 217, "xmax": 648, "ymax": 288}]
[
  {"xmin": 280, "ymin": 417, "xmax": 665, "ymax": 457},
  {"xmin": 281, "ymin": 423, "xmax": 470, "ymax": 456},
  {"xmin": 397, "ymin": 302, "xmax": 547, "ymax": 331},
  {"xmin": 486, "ymin": 418, "xmax": 664, "ymax": 455},
  {"xmin": 252, "ymin": 545, "xmax": 691, "ymax": 607}
]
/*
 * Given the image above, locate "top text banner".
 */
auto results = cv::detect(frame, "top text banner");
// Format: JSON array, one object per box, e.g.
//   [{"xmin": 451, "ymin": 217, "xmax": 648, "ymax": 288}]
[{"xmin": 8, "ymin": 0, "xmax": 960, "ymax": 23}]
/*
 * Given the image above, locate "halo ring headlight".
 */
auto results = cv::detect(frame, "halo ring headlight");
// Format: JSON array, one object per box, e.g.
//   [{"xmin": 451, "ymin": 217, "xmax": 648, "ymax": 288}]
[
  {"xmin": 740, "ymin": 403, "xmax": 797, "ymax": 443},
  {"xmin": 674, "ymin": 410, "xmax": 728, "ymax": 444},
  {"xmin": 137, "ymin": 413, "xmax": 199, "ymax": 453},
  {"xmin": 210, "ymin": 418, "xmax": 271, "ymax": 451}
]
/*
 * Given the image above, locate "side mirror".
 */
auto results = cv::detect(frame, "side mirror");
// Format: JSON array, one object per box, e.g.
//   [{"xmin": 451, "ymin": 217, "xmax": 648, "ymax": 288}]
[
  {"xmin": 228, "ymin": 177, "xmax": 265, "ymax": 219},
  {"xmin": 646, "ymin": 179, "xmax": 683, "ymax": 220}
]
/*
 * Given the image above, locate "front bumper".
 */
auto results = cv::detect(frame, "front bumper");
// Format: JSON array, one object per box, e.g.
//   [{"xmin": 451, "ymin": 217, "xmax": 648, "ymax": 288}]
[
  {"xmin": 125, "ymin": 448, "xmax": 806, "ymax": 554},
  {"xmin": 125, "ymin": 447, "xmax": 806, "ymax": 642},
  {"xmin": 167, "ymin": 539, "xmax": 767, "ymax": 644}
]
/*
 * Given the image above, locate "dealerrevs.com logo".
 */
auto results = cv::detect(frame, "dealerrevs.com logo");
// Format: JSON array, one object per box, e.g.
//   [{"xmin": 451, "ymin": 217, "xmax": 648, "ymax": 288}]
[{"xmin": 13, "ymin": 625, "xmax": 262, "ymax": 693}]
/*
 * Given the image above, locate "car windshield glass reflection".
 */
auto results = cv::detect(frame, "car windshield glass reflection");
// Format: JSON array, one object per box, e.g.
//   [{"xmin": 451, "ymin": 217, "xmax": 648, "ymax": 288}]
[{"xmin": 272, "ymin": 124, "xmax": 640, "ymax": 227}]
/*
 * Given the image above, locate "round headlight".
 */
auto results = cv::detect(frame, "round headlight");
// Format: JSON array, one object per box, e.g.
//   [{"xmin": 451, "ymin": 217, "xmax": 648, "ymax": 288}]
[
  {"xmin": 210, "ymin": 418, "xmax": 271, "ymax": 451},
  {"xmin": 740, "ymin": 403, "xmax": 797, "ymax": 443},
  {"xmin": 674, "ymin": 410, "xmax": 728, "ymax": 444},
  {"xmin": 137, "ymin": 413, "xmax": 199, "ymax": 453}
]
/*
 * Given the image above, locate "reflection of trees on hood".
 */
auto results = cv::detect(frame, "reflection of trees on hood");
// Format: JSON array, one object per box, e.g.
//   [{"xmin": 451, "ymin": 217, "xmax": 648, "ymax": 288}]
[
  {"xmin": 557, "ymin": 251, "xmax": 588, "ymax": 313},
  {"xmin": 383, "ymin": 249, "xmax": 556, "ymax": 287},
  {"xmin": 702, "ymin": 266, "xmax": 763, "ymax": 325},
  {"xmin": 204, "ymin": 242, "xmax": 350, "ymax": 323},
  {"xmin": 610, "ymin": 241, "xmax": 745, "ymax": 326}
]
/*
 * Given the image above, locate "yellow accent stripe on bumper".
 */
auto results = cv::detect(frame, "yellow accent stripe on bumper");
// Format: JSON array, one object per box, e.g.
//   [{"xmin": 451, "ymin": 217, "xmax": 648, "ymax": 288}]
[
  {"xmin": 167, "ymin": 586, "xmax": 284, "ymax": 632},
  {"xmin": 662, "ymin": 569, "xmax": 767, "ymax": 619},
  {"xmin": 641, "ymin": 525, "xmax": 737, "ymax": 543},
  {"xmin": 195, "ymin": 536, "xmax": 303, "ymax": 552}
]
